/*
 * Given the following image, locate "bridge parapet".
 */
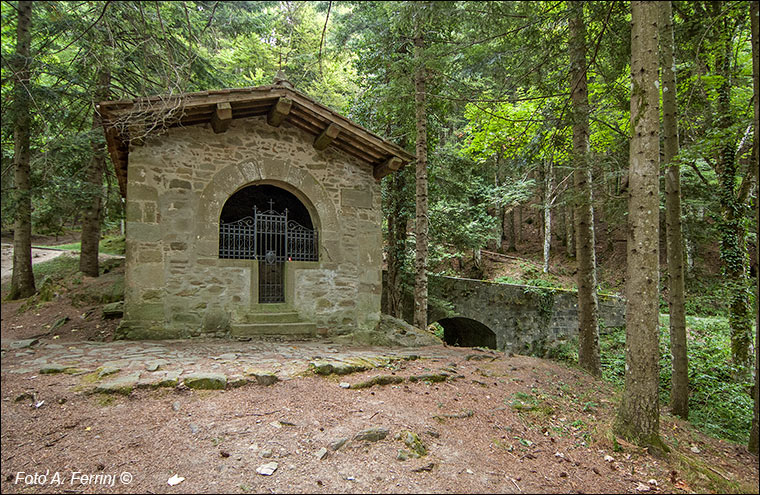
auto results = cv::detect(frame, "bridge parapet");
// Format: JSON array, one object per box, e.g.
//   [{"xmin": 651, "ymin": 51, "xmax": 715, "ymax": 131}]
[{"xmin": 382, "ymin": 273, "xmax": 625, "ymax": 357}]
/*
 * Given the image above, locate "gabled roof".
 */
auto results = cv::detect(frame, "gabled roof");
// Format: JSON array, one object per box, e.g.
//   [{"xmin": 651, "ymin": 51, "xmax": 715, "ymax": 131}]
[{"xmin": 98, "ymin": 80, "xmax": 413, "ymax": 197}]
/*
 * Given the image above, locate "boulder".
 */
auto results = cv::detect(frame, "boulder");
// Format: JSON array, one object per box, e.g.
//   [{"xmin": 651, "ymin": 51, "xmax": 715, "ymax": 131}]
[{"xmin": 335, "ymin": 314, "xmax": 442, "ymax": 348}]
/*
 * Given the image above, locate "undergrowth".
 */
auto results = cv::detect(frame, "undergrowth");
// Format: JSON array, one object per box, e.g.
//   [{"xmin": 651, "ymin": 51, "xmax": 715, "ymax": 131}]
[{"xmin": 594, "ymin": 316, "xmax": 755, "ymax": 444}]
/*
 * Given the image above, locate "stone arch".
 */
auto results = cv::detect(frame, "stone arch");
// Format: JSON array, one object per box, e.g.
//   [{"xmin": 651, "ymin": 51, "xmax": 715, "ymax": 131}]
[
  {"xmin": 436, "ymin": 317, "xmax": 498, "ymax": 350},
  {"xmin": 196, "ymin": 157, "xmax": 339, "ymax": 258}
]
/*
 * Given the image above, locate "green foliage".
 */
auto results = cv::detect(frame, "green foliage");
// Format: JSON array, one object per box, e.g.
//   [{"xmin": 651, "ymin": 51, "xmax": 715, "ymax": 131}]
[
  {"xmin": 596, "ymin": 316, "xmax": 755, "ymax": 444},
  {"xmin": 31, "ymin": 255, "xmax": 80, "ymax": 285},
  {"xmin": 36, "ymin": 235, "xmax": 125, "ymax": 256}
]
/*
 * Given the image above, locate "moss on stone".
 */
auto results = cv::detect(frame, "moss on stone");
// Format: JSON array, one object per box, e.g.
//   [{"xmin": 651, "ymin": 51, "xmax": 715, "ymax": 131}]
[{"xmin": 350, "ymin": 375, "xmax": 404, "ymax": 389}]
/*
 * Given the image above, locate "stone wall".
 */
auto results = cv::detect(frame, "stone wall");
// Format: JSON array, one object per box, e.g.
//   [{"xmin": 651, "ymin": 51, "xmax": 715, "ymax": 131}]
[
  {"xmin": 385, "ymin": 274, "xmax": 626, "ymax": 356},
  {"xmin": 119, "ymin": 116, "xmax": 383, "ymax": 339}
]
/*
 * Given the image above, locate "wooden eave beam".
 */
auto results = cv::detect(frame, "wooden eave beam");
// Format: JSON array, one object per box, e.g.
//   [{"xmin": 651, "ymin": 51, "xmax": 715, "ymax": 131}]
[
  {"xmin": 313, "ymin": 123, "xmax": 341, "ymax": 151},
  {"xmin": 210, "ymin": 102, "xmax": 232, "ymax": 133},
  {"xmin": 373, "ymin": 157, "xmax": 403, "ymax": 180},
  {"xmin": 267, "ymin": 97, "xmax": 292, "ymax": 127}
]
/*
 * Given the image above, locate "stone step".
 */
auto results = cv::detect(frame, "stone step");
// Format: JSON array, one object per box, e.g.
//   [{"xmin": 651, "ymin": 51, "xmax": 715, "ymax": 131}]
[
  {"xmin": 230, "ymin": 322, "xmax": 317, "ymax": 337},
  {"xmin": 242, "ymin": 311, "xmax": 303, "ymax": 324}
]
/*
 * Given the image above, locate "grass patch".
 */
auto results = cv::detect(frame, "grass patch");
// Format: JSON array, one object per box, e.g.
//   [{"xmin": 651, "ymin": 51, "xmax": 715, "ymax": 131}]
[
  {"xmin": 94, "ymin": 394, "xmax": 116, "ymax": 407},
  {"xmin": 35, "ymin": 235, "xmax": 125, "ymax": 256},
  {"xmin": 32, "ymin": 255, "xmax": 80, "ymax": 285},
  {"xmin": 509, "ymin": 391, "xmax": 554, "ymax": 416}
]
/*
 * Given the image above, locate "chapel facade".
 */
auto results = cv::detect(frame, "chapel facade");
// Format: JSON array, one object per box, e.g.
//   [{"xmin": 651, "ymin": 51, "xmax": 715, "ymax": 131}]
[{"xmin": 100, "ymin": 77, "xmax": 412, "ymax": 339}]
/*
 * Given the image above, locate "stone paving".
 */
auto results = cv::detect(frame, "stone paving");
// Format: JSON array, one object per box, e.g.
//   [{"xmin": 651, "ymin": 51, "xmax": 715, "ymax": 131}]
[{"xmin": 0, "ymin": 337, "xmax": 451, "ymax": 394}]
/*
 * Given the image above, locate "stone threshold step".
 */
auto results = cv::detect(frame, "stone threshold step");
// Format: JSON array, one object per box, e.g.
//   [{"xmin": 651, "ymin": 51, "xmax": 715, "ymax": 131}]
[
  {"xmin": 242, "ymin": 311, "xmax": 303, "ymax": 324},
  {"xmin": 230, "ymin": 322, "xmax": 316, "ymax": 337}
]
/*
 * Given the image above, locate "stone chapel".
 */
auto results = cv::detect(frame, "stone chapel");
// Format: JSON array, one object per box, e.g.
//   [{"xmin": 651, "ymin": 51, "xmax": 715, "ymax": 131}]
[{"xmin": 99, "ymin": 76, "xmax": 412, "ymax": 340}]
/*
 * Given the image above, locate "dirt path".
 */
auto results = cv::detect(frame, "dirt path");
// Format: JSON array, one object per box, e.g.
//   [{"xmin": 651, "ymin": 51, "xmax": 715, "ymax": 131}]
[
  {"xmin": 2, "ymin": 334, "xmax": 758, "ymax": 494},
  {"xmin": 0, "ymin": 239, "xmax": 757, "ymax": 494},
  {"xmin": 1, "ymin": 244, "xmax": 70, "ymax": 282},
  {"xmin": 1, "ymin": 243, "xmax": 124, "ymax": 284}
]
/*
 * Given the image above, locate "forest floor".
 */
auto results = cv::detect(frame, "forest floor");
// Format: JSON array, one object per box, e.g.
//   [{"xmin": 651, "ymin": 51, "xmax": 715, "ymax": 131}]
[{"xmin": 1, "ymin": 236, "xmax": 758, "ymax": 494}]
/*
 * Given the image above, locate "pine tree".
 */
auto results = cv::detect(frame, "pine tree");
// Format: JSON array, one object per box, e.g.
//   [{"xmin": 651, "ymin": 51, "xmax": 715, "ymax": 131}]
[{"xmin": 613, "ymin": 1, "xmax": 666, "ymax": 451}]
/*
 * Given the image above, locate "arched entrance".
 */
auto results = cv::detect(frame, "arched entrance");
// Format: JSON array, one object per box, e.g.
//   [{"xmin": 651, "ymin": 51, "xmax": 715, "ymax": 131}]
[
  {"xmin": 219, "ymin": 184, "xmax": 318, "ymax": 303},
  {"xmin": 437, "ymin": 317, "xmax": 497, "ymax": 350}
]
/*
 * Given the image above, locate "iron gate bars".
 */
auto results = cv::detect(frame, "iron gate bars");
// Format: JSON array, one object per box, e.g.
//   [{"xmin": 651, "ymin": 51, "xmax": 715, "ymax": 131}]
[{"xmin": 219, "ymin": 205, "xmax": 318, "ymax": 261}]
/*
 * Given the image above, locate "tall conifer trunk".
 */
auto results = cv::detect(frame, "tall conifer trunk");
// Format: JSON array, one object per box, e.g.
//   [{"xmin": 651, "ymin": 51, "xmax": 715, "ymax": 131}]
[
  {"xmin": 660, "ymin": 0, "xmax": 689, "ymax": 419},
  {"xmin": 543, "ymin": 159, "xmax": 553, "ymax": 274},
  {"xmin": 714, "ymin": 10, "xmax": 753, "ymax": 378},
  {"xmin": 614, "ymin": 1, "xmax": 664, "ymax": 450},
  {"xmin": 748, "ymin": 0, "xmax": 759, "ymax": 455},
  {"xmin": 413, "ymin": 16, "xmax": 428, "ymax": 330},
  {"xmin": 386, "ymin": 169, "xmax": 408, "ymax": 319},
  {"xmin": 80, "ymin": 68, "xmax": 111, "ymax": 277},
  {"xmin": 568, "ymin": 1, "xmax": 601, "ymax": 376},
  {"xmin": 10, "ymin": 1, "xmax": 35, "ymax": 300}
]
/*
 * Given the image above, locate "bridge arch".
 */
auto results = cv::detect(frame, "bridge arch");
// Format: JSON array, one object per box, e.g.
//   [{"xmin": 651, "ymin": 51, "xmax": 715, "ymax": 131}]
[{"xmin": 435, "ymin": 317, "xmax": 497, "ymax": 350}]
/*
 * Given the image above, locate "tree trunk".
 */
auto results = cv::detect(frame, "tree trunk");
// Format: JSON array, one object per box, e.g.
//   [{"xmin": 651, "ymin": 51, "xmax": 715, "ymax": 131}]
[
  {"xmin": 660, "ymin": 0, "xmax": 689, "ymax": 420},
  {"xmin": 386, "ymin": 169, "xmax": 408, "ymax": 319},
  {"xmin": 543, "ymin": 159, "xmax": 553, "ymax": 274},
  {"xmin": 715, "ymin": 12, "xmax": 753, "ymax": 378},
  {"xmin": 569, "ymin": 1, "xmax": 601, "ymax": 377},
  {"xmin": 413, "ymin": 20, "xmax": 428, "ymax": 330},
  {"xmin": 499, "ymin": 205, "xmax": 507, "ymax": 253},
  {"xmin": 506, "ymin": 208, "xmax": 516, "ymax": 252},
  {"xmin": 748, "ymin": 0, "xmax": 759, "ymax": 455},
  {"xmin": 614, "ymin": 1, "xmax": 664, "ymax": 450},
  {"xmin": 516, "ymin": 206, "xmax": 522, "ymax": 248},
  {"xmin": 80, "ymin": 68, "xmax": 111, "ymax": 277},
  {"xmin": 10, "ymin": 1, "xmax": 35, "ymax": 300},
  {"xmin": 565, "ymin": 206, "xmax": 575, "ymax": 259}
]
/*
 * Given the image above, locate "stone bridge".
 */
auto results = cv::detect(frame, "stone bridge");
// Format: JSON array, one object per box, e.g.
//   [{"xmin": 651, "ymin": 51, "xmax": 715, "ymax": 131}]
[{"xmin": 383, "ymin": 275, "xmax": 626, "ymax": 356}]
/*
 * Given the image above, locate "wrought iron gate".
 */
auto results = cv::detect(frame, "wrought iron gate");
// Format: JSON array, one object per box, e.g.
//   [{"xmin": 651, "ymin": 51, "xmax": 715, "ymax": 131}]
[{"xmin": 219, "ymin": 204, "xmax": 318, "ymax": 303}]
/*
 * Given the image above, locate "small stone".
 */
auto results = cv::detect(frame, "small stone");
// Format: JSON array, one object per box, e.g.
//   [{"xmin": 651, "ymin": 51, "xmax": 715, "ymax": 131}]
[
  {"xmin": 94, "ymin": 373, "xmax": 140, "ymax": 395},
  {"xmin": 145, "ymin": 362, "xmax": 160, "ymax": 372},
  {"xmin": 397, "ymin": 449, "xmax": 409, "ymax": 461},
  {"xmin": 690, "ymin": 445, "xmax": 700, "ymax": 454},
  {"xmin": 256, "ymin": 462, "xmax": 278, "ymax": 476},
  {"xmin": 102, "ymin": 301, "xmax": 124, "ymax": 319},
  {"xmin": 189, "ymin": 424, "xmax": 200, "ymax": 435},
  {"xmin": 183, "ymin": 373, "xmax": 226, "ymax": 390},
  {"xmin": 254, "ymin": 373, "xmax": 279, "ymax": 386},
  {"xmin": 14, "ymin": 392, "xmax": 34, "ymax": 402},
  {"xmin": 648, "ymin": 479, "xmax": 658, "ymax": 486},
  {"xmin": 97, "ymin": 366, "xmax": 120, "ymax": 378},
  {"xmin": 10, "ymin": 339, "xmax": 38, "ymax": 349},
  {"xmin": 172, "ymin": 401, "xmax": 181, "ymax": 412},
  {"xmin": 40, "ymin": 364, "xmax": 76, "ymax": 374},
  {"xmin": 354, "ymin": 427, "xmax": 389, "ymax": 442},
  {"xmin": 412, "ymin": 463, "xmax": 435, "ymax": 473},
  {"xmin": 314, "ymin": 447, "xmax": 328, "ymax": 460},
  {"xmin": 636, "ymin": 482, "xmax": 651, "ymax": 492},
  {"xmin": 328, "ymin": 438, "xmax": 348, "ymax": 451},
  {"xmin": 259, "ymin": 449, "xmax": 273, "ymax": 458},
  {"xmin": 218, "ymin": 353, "xmax": 238, "ymax": 361},
  {"xmin": 339, "ymin": 382, "xmax": 351, "ymax": 389},
  {"xmin": 227, "ymin": 375, "xmax": 249, "ymax": 388},
  {"xmin": 604, "ymin": 455, "xmax": 615, "ymax": 462},
  {"xmin": 398, "ymin": 430, "xmax": 426, "ymax": 457},
  {"xmin": 157, "ymin": 371, "xmax": 181, "ymax": 388}
]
